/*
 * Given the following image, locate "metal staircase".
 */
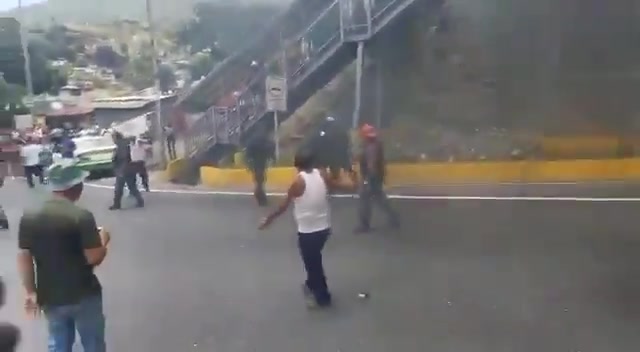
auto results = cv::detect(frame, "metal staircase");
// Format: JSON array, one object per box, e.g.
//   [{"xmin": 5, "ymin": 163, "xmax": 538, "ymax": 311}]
[{"xmin": 180, "ymin": 0, "xmax": 436, "ymax": 170}]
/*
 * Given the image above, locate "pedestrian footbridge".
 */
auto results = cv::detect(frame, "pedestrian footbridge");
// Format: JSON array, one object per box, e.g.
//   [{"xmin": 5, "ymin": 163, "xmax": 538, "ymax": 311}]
[{"xmin": 174, "ymin": 0, "xmax": 446, "ymax": 181}]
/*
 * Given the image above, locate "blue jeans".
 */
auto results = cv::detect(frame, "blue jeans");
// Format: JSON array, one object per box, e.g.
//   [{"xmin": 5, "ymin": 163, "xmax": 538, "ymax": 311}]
[{"xmin": 43, "ymin": 294, "xmax": 106, "ymax": 352}]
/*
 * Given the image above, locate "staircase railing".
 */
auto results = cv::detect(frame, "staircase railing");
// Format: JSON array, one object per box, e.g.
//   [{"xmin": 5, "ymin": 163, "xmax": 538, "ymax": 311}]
[
  {"xmin": 176, "ymin": 0, "xmax": 338, "ymax": 107},
  {"xmin": 185, "ymin": 0, "xmax": 344, "ymax": 157},
  {"xmin": 184, "ymin": 0, "xmax": 421, "ymax": 159}
]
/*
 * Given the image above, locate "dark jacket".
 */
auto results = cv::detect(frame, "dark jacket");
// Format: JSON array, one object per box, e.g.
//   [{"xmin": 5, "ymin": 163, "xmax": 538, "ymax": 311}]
[{"xmin": 112, "ymin": 140, "xmax": 133, "ymax": 177}]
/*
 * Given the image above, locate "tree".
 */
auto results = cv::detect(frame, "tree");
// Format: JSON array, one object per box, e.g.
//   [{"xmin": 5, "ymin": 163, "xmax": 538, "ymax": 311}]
[
  {"xmin": 175, "ymin": 3, "xmax": 281, "ymax": 54},
  {"xmin": 94, "ymin": 45, "xmax": 126, "ymax": 69},
  {"xmin": 188, "ymin": 52, "xmax": 215, "ymax": 81},
  {"xmin": 157, "ymin": 64, "xmax": 176, "ymax": 93},
  {"xmin": 122, "ymin": 55, "xmax": 154, "ymax": 90},
  {"xmin": 0, "ymin": 76, "xmax": 28, "ymax": 115},
  {"xmin": 0, "ymin": 38, "xmax": 65, "ymax": 95}
]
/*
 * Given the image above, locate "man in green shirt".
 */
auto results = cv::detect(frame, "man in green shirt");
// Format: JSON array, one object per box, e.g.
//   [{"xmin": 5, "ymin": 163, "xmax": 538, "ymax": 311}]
[{"xmin": 17, "ymin": 159, "xmax": 110, "ymax": 352}]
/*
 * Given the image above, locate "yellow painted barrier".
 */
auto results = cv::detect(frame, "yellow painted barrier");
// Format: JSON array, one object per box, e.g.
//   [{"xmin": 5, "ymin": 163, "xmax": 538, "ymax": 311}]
[
  {"xmin": 200, "ymin": 166, "xmax": 297, "ymax": 188},
  {"xmin": 200, "ymin": 158, "xmax": 640, "ymax": 188},
  {"xmin": 164, "ymin": 158, "xmax": 187, "ymax": 182},
  {"xmin": 540, "ymin": 136, "xmax": 621, "ymax": 157}
]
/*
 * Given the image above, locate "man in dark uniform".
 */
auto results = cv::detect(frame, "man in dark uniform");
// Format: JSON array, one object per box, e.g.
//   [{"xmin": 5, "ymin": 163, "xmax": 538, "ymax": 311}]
[
  {"xmin": 307, "ymin": 116, "xmax": 352, "ymax": 180},
  {"xmin": 244, "ymin": 130, "xmax": 275, "ymax": 206},
  {"xmin": 355, "ymin": 124, "xmax": 400, "ymax": 233},
  {"xmin": 109, "ymin": 131, "xmax": 144, "ymax": 210}
]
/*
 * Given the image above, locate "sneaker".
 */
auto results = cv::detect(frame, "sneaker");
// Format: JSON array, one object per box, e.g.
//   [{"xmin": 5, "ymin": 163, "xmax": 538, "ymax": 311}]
[{"xmin": 108, "ymin": 205, "xmax": 121, "ymax": 211}]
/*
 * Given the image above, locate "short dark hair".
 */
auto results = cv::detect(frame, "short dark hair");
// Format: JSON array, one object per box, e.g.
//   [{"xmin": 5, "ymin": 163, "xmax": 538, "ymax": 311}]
[{"xmin": 294, "ymin": 149, "xmax": 314, "ymax": 170}]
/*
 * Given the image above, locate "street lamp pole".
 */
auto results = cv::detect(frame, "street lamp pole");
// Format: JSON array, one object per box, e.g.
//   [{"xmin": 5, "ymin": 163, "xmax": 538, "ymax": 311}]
[
  {"xmin": 18, "ymin": 0, "xmax": 34, "ymax": 101},
  {"xmin": 145, "ymin": 0, "xmax": 168, "ymax": 167}
]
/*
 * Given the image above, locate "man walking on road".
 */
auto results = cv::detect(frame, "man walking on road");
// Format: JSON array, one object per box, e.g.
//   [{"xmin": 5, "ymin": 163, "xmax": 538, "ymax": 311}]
[
  {"xmin": 130, "ymin": 136, "xmax": 150, "ymax": 192},
  {"xmin": 245, "ymin": 130, "xmax": 274, "ymax": 206},
  {"xmin": 20, "ymin": 137, "xmax": 45, "ymax": 188},
  {"xmin": 355, "ymin": 124, "xmax": 400, "ymax": 233},
  {"xmin": 164, "ymin": 124, "xmax": 177, "ymax": 160},
  {"xmin": 17, "ymin": 159, "xmax": 111, "ymax": 352},
  {"xmin": 110, "ymin": 132, "xmax": 144, "ymax": 210},
  {"xmin": 260, "ymin": 150, "xmax": 355, "ymax": 308}
]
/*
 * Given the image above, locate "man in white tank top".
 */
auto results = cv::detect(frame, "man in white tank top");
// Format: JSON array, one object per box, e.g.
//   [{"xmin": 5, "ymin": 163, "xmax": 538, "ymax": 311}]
[{"xmin": 259, "ymin": 150, "xmax": 355, "ymax": 308}]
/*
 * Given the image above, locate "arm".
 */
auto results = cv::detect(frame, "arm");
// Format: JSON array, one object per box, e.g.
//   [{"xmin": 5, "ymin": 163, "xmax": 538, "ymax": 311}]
[
  {"xmin": 78, "ymin": 211, "xmax": 108, "ymax": 266},
  {"xmin": 319, "ymin": 168, "xmax": 356, "ymax": 193},
  {"xmin": 17, "ymin": 215, "xmax": 36, "ymax": 295},
  {"xmin": 260, "ymin": 176, "xmax": 304, "ymax": 229}
]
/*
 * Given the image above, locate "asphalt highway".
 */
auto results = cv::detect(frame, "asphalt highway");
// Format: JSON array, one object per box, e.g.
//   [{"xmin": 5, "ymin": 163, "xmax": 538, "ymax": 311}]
[{"xmin": 1, "ymin": 180, "xmax": 640, "ymax": 351}]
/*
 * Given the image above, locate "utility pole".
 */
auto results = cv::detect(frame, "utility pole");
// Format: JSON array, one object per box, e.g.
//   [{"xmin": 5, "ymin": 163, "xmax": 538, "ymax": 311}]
[
  {"xmin": 145, "ymin": 0, "xmax": 168, "ymax": 167},
  {"xmin": 18, "ymin": 0, "xmax": 34, "ymax": 102}
]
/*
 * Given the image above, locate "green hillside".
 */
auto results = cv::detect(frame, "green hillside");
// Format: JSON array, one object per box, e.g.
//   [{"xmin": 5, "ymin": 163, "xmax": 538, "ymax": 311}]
[{"xmin": 3, "ymin": 0, "xmax": 290, "ymax": 27}]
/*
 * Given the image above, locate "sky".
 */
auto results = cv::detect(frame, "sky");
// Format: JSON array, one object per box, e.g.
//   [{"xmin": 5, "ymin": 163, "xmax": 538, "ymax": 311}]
[{"xmin": 0, "ymin": 0, "xmax": 44, "ymax": 12}]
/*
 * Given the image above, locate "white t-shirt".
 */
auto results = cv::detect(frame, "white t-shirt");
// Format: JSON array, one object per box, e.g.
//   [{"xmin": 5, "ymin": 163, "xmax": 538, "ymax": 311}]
[
  {"xmin": 293, "ymin": 169, "xmax": 330, "ymax": 234},
  {"xmin": 20, "ymin": 144, "xmax": 43, "ymax": 166},
  {"xmin": 130, "ymin": 142, "xmax": 146, "ymax": 162}
]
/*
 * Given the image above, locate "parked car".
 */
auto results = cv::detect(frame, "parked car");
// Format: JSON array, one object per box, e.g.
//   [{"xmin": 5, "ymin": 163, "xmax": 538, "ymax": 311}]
[{"xmin": 65, "ymin": 135, "xmax": 116, "ymax": 178}]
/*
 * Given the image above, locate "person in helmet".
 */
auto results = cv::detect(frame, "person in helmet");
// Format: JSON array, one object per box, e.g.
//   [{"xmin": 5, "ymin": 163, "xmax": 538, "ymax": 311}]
[{"xmin": 306, "ymin": 116, "xmax": 352, "ymax": 180}]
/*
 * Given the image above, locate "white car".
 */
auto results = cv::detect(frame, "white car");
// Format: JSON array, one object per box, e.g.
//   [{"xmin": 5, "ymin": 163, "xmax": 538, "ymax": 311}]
[{"xmin": 53, "ymin": 135, "xmax": 116, "ymax": 177}]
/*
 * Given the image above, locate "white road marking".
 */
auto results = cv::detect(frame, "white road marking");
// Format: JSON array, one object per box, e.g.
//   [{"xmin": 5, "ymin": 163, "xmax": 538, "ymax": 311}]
[
  {"xmin": 79, "ymin": 182, "xmax": 640, "ymax": 202},
  {"xmin": 7, "ymin": 178, "xmax": 639, "ymax": 202}
]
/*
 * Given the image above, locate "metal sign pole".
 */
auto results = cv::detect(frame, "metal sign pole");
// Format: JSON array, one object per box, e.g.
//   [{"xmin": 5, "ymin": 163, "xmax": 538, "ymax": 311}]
[
  {"xmin": 145, "ymin": 0, "xmax": 167, "ymax": 167},
  {"xmin": 273, "ymin": 111, "xmax": 279, "ymax": 161},
  {"xmin": 18, "ymin": 0, "xmax": 34, "ymax": 102}
]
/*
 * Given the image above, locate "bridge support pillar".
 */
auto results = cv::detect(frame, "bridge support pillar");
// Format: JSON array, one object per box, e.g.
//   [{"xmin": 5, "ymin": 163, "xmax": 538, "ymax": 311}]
[{"xmin": 352, "ymin": 41, "xmax": 365, "ymax": 129}]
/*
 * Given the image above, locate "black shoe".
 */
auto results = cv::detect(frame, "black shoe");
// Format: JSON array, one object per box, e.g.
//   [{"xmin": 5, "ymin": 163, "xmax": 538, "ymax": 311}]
[
  {"xmin": 144, "ymin": 188, "xmax": 150, "ymax": 192},
  {"xmin": 109, "ymin": 205, "xmax": 121, "ymax": 211}
]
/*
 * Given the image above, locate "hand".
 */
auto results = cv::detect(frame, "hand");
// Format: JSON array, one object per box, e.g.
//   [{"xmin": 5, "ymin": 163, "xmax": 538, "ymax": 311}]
[
  {"xmin": 99, "ymin": 227, "xmax": 111, "ymax": 247},
  {"xmin": 24, "ymin": 292, "xmax": 39, "ymax": 317},
  {"xmin": 258, "ymin": 217, "xmax": 272, "ymax": 230}
]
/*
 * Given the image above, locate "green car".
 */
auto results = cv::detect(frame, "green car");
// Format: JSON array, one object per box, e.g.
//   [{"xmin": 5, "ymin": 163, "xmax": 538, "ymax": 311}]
[{"xmin": 71, "ymin": 136, "xmax": 117, "ymax": 178}]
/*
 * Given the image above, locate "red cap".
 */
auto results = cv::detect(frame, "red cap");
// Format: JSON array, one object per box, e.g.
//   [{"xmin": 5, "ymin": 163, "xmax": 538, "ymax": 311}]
[{"xmin": 360, "ymin": 124, "xmax": 377, "ymax": 138}]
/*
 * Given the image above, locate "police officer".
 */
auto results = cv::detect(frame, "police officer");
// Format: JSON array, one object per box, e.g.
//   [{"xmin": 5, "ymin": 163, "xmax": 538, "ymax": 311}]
[
  {"xmin": 244, "ymin": 130, "xmax": 275, "ymax": 206},
  {"xmin": 307, "ymin": 116, "xmax": 352, "ymax": 180},
  {"xmin": 109, "ymin": 132, "xmax": 144, "ymax": 210}
]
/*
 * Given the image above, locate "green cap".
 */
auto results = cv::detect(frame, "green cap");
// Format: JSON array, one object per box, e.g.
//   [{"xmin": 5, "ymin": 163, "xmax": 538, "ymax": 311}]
[{"xmin": 47, "ymin": 159, "xmax": 90, "ymax": 191}]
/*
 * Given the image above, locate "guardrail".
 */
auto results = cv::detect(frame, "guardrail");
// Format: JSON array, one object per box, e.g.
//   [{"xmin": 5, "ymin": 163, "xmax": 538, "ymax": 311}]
[{"xmin": 184, "ymin": 0, "xmax": 419, "ymax": 159}]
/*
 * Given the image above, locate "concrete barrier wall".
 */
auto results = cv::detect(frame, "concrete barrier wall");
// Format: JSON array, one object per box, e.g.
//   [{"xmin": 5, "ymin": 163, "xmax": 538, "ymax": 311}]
[
  {"xmin": 200, "ymin": 158, "xmax": 640, "ymax": 188},
  {"xmin": 164, "ymin": 158, "xmax": 187, "ymax": 182}
]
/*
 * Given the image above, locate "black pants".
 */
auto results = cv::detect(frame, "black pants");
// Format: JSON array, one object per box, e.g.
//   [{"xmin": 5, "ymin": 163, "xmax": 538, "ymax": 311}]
[
  {"xmin": 132, "ymin": 161, "xmax": 149, "ymax": 191},
  {"xmin": 113, "ymin": 174, "xmax": 144, "ymax": 208},
  {"xmin": 24, "ymin": 165, "xmax": 44, "ymax": 188},
  {"xmin": 166, "ymin": 138, "xmax": 176, "ymax": 160},
  {"xmin": 358, "ymin": 179, "xmax": 400, "ymax": 229},
  {"xmin": 252, "ymin": 167, "xmax": 267, "ymax": 206},
  {"xmin": 298, "ymin": 229, "xmax": 331, "ymax": 305}
]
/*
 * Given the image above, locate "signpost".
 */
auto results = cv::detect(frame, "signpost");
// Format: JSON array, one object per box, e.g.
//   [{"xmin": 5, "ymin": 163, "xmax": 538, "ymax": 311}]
[{"xmin": 265, "ymin": 75, "xmax": 287, "ymax": 161}]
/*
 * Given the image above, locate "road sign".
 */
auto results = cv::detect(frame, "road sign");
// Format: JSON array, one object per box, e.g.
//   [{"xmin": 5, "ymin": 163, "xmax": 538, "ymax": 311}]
[{"xmin": 265, "ymin": 76, "xmax": 287, "ymax": 112}]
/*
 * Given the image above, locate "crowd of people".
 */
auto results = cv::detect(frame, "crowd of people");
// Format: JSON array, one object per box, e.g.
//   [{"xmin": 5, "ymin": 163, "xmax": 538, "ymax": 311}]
[{"xmin": 2, "ymin": 118, "xmax": 399, "ymax": 351}]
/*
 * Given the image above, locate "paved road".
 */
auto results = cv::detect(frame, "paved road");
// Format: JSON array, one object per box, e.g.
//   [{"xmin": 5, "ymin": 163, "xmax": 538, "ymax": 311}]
[{"xmin": 1, "ymin": 180, "xmax": 640, "ymax": 351}]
